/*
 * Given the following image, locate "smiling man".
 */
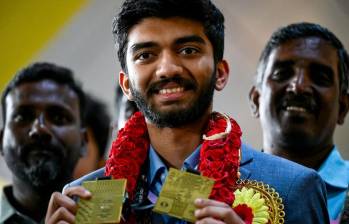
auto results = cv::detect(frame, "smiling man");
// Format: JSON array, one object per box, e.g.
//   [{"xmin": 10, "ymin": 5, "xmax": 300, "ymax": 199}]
[
  {"xmin": 249, "ymin": 22, "xmax": 349, "ymax": 222},
  {"xmin": 0, "ymin": 62, "xmax": 86, "ymax": 223},
  {"xmin": 46, "ymin": 1, "xmax": 329, "ymax": 223}
]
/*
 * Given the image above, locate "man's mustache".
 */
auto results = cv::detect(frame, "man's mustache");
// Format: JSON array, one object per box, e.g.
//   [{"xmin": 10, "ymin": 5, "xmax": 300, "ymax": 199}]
[
  {"xmin": 147, "ymin": 76, "xmax": 197, "ymax": 95},
  {"xmin": 20, "ymin": 142, "xmax": 66, "ymax": 164},
  {"xmin": 281, "ymin": 93, "xmax": 318, "ymax": 113}
]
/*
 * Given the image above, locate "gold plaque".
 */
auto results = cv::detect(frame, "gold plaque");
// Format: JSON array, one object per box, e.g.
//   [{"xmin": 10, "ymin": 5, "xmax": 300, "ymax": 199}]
[
  {"xmin": 75, "ymin": 179, "xmax": 127, "ymax": 224},
  {"xmin": 153, "ymin": 168, "xmax": 214, "ymax": 222}
]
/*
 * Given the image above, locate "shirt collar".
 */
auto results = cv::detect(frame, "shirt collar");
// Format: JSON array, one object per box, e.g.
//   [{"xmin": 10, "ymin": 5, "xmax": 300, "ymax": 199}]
[
  {"xmin": 183, "ymin": 145, "xmax": 201, "ymax": 170},
  {"xmin": 148, "ymin": 145, "xmax": 167, "ymax": 186},
  {"xmin": 0, "ymin": 186, "xmax": 43, "ymax": 224},
  {"xmin": 147, "ymin": 144, "xmax": 201, "ymax": 186},
  {"xmin": 318, "ymin": 146, "xmax": 349, "ymax": 189},
  {"xmin": 0, "ymin": 186, "xmax": 16, "ymax": 223}
]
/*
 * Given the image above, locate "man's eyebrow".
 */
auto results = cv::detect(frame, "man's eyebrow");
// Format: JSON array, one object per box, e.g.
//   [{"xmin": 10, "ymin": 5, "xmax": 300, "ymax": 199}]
[
  {"xmin": 310, "ymin": 63, "xmax": 334, "ymax": 77},
  {"xmin": 129, "ymin": 41, "xmax": 158, "ymax": 54},
  {"xmin": 273, "ymin": 60, "xmax": 335, "ymax": 77},
  {"xmin": 129, "ymin": 35, "xmax": 206, "ymax": 54},
  {"xmin": 12, "ymin": 104, "xmax": 33, "ymax": 113},
  {"xmin": 174, "ymin": 35, "xmax": 206, "ymax": 45},
  {"xmin": 272, "ymin": 60, "xmax": 294, "ymax": 69}
]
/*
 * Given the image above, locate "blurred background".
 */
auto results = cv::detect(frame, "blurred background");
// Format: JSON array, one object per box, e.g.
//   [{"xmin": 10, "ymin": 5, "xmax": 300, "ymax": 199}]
[{"xmin": 1, "ymin": 0, "xmax": 348, "ymax": 184}]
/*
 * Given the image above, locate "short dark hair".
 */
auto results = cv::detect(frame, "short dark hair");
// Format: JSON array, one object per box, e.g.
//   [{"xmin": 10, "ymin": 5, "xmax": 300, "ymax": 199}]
[
  {"xmin": 113, "ymin": 0, "xmax": 225, "ymax": 72},
  {"xmin": 84, "ymin": 94, "xmax": 111, "ymax": 158},
  {"xmin": 1, "ymin": 62, "xmax": 86, "ymax": 125},
  {"xmin": 256, "ymin": 22, "xmax": 349, "ymax": 94}
]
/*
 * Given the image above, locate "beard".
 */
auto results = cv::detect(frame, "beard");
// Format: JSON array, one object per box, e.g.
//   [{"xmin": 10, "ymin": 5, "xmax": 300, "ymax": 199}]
[
  {"xmin": 130, "ymin": 72, "xmax": 216, "ymax": 128},
  {"xmin": 16, "ymin": 143, "xmax": 72, "ymax": 191},
  {"xmin": 24, "ymin": 157, "xmax": 60, "ymax": 188}
]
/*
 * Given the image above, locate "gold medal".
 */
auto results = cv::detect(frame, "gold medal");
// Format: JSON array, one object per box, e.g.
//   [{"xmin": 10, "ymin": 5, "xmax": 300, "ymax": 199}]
[
  {"xmin": 153, "ymin": 168, "xmax": 214, "ymax": 222},
  {"xmin": 75, "ymin": 179, "xmax": 127, "ymax": 224}
]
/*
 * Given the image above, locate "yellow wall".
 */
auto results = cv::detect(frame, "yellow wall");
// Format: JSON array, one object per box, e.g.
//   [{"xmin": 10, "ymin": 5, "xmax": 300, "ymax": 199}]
[{"xmin": 0, "ymin": 0, "xmax": 88, "ymax": 91}]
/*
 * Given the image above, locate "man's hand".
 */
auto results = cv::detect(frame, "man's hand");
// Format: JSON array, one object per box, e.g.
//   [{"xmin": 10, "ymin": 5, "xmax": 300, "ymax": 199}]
[
  {"xmin": 194, "ymin": 198, "xmax": 244, "ymax": 224},
  {"xmin": 45, "ymin": 186, "xmax": 92, "ymax": 224}
]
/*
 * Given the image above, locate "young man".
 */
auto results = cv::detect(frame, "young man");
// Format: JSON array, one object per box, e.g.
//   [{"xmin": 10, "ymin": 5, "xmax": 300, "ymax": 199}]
[
  {"xmin": 249, "ymin": 22, "xmax": 349, "ymax": 222},
  {"xmin": 0, "ymin": 62, "xmax": 87, "ymax": 223},
  {"xmin": 46, "ymin": 1, "xmax": 329, "ymax": 223}
]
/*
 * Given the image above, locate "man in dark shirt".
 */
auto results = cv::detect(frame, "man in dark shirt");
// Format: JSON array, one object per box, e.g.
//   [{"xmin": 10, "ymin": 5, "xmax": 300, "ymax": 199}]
[{"xmin": 0, "ymin": 62, "xmax": 87, "ymax": 223}]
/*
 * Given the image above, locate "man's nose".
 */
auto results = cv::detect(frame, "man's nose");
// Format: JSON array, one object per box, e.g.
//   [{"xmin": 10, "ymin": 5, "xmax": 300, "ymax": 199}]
[
  {"xmin": 155, "ymin": 51, "xmax": 183, "ymax": 78},
  {"xmin": 28, "ymin": 114, "xmax": 52, "ymax": 142},
  {"xmin": 286, "ymin": 69, "xmax": 313, "ymax": 95}
]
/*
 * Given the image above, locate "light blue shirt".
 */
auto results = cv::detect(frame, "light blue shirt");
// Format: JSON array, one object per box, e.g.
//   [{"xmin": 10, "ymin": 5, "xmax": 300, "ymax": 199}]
[
  {"xmin": 147, "ymin": 145, "xmax": 201, "ymax": 224},
  {"xmin": 318, "ymin": 146, "xmax": 349, "ymax": 220}
]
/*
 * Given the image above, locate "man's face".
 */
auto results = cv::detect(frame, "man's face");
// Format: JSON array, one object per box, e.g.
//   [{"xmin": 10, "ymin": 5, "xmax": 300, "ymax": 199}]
[
  {"xmin": 119, "ymin": 17, "xmax": 228, "ymax": 127},
  {"xmin": 250, "ymin": 37, "xmax": 348, "ymax": 150},
  {"xmin": 0, "ymin": 80, "xmax": 84, "ymax": 190}
]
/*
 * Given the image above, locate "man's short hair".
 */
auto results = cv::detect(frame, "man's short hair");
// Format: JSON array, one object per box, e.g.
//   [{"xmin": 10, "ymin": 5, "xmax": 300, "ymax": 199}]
[
  {"xmin": 113, "ymin": 0, "xmax": 225, "ymax": 72},
  {"xmin": 84, "ymin": 94, "xmax": 111, "ymax": 158},
  {"xmin": 1, "ymin": 62, "xmax": 86, "ymax": 126},
  {"xmin": 256, "ymin": 22, "xmax": 349, "ymax": 94}
]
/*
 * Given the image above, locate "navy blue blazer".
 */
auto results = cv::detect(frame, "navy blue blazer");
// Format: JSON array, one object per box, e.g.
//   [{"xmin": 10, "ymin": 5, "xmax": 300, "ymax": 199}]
[{"xmin": 66, "ymin": 144, "xmax": 329, "ymax": 223}]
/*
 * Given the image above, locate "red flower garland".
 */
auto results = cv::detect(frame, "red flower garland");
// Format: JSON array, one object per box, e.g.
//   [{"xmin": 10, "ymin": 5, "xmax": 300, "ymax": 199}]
[
  {"xmin": 105, "ymin": 111, "xmax": 149, "ymax": 198},
  {"xmin": 105, "ymin": 111, "xmax": 242, "ymax": 213}
]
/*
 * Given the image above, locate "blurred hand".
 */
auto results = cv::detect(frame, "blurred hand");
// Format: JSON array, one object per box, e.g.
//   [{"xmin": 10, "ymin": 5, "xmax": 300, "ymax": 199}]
[
  {"xmin": 45, "ymin": 186, "xmax": 91, "ymax": 224},
  {"xmin": 194, "ymin": 198, "xmax": 244, "ymax": 224}
]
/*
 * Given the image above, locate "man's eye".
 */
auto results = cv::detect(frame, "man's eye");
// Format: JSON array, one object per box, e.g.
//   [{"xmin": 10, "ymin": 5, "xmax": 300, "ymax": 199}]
[
  {"xmin": 13, "ymin": 111, "xmax": 34, "ymax": 124},
  {"xmin": 47, "ymin": 106, "xmax": 74, "ymax": 126},
  {"xmin": 49, "ymin": 109, "xmax": 74, "ymax": 126},
  {"xmin": 179, "ymin": 47, "xmax": 199, "ymax": 55},
  {"xmin": 270, "ymin": 68, "xmax": 293, "ymax": 81},
  {"xmin": 310, "ymin": 65, "xmax": 334, "ymax": 87},
  {"xmin": 135, "ymin": 52, "xmax": 154, "ymax": 61},
  {"xmin": 313, "ymin": 72, "xmax": 333, "ymax": 87},
  {"xmin": 51, "ymin": 113, "xmax": 73, "ymax": 126},
  {"xmin": 13, "ymin": 114, "xmax": 25, "ymax": 123}
]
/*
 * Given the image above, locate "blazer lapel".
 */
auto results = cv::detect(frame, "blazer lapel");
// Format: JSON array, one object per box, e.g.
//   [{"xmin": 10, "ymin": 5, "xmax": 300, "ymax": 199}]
[{"xmin": 239, "ymin": 144, "xmax": 254, "ymax": 179}]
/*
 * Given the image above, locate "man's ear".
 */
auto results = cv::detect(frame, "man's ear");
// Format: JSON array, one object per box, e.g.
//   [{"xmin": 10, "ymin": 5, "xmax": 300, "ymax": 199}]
[
  {"xmin": 0, "ymin": 129, "xmax": 3, "ymax": 156},
  {"xmin": 119, "ymin": 71, "xmax": 134, "ymax": 101},
  {"xmin": 215, "ymin": 59, "xmax": 229, "ymax": 91},
  {"xmin": 249, "ymin": 86, "xmax": 260, "ymax": 118},
  {"xmin": 337, "ymin": 93, "xmax": 349, "ymax": 125}
]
